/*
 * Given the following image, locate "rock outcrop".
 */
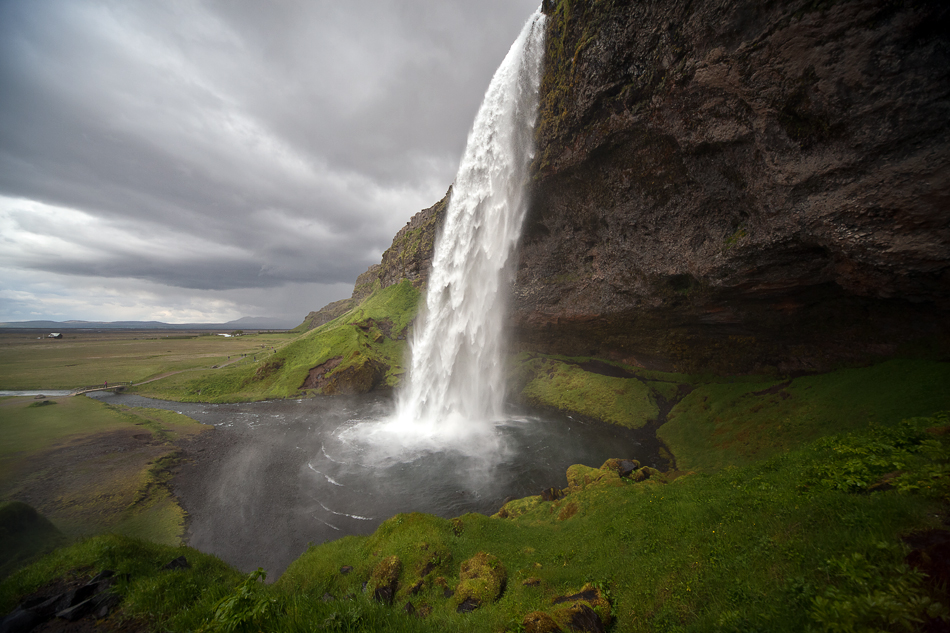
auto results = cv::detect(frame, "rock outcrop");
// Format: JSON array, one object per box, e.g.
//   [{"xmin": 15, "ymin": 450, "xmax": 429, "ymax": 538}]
[
  {"xmin": 300, "ymin": 298, "xmax": 356, "ymax": 331},
  {"xmin": 511, "ymin": 0, "xmax": 950, "ymax": 373},
  {"xmin": 352, "ymin": 189, "xmax": 450, "ymax": 302}
]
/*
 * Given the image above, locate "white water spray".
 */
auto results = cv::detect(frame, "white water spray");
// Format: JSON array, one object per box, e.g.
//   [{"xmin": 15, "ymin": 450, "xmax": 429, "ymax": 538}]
[{"xmin": 390, "ymin": 9, "xmax": 547, "ymax": 441}]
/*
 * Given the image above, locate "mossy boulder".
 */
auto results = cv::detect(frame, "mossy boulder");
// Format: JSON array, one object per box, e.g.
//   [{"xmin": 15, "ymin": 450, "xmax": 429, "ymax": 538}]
[
  {"xmin": 566, "ymin": 464, "xmax": 622, "ymax": 492},
  {"xmin": 494, "ymin": 495, "xmax": 543, "ymax": 519},
  {"xmin": 600, "ymin": 458, "xmax": 640, "ymax": 477},
  {"xmin": 321, "ymin": 357, "xmax": 386, "ymax": 395},
  {"xmin": 454, "ymin": 552, "xmax": 506, "ymax": 612},
  {"xmin": 523, "ymin": 610, "xmax": 563, "ymax": 633},
  {"xmin": 551, "ymin": 583, "xmax": 612, "ymax": 632},
  {"xmin": 631, "ymin": 466, "xmax": 663, "ymax": 483},
  {"xmin": 368, "ymin": 555, "xmax": 401, "ymax": 604}
]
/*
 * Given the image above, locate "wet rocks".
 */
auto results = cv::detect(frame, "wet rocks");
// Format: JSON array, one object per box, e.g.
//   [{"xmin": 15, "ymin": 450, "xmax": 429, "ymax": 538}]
[{"xmin": 0, "ymin": 570, "xmax": 122, "ymax": 632}]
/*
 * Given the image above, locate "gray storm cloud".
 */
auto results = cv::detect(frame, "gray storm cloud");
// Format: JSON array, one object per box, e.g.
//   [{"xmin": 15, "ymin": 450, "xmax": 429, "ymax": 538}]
[{"xmin": 0, "ymin": 0, "xmax": 540, "ymax": 324}]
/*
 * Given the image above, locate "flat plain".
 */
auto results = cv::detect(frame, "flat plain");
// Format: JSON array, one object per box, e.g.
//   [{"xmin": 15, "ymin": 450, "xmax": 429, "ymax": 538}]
[{"xmin": 0, "ymin": 329, "xmax": 297, "ymax": 390}]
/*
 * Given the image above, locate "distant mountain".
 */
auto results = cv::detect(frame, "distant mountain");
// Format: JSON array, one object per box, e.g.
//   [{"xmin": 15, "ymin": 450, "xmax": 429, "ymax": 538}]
[{"xmin": 0, "ymin": 317, "xmax": 295, "ymax": 330}]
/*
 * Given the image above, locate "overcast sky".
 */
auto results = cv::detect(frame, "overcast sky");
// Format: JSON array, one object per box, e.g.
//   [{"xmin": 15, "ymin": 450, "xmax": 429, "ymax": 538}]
[{"xmin": 0, "ymin": 0, "xmax": 540, "ymax": 326}]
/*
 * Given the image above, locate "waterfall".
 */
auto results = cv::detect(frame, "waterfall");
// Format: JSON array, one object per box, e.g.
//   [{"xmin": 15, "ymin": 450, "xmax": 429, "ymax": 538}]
[{"xmin": 393, "ymin": 9, "xmax": 546, "ymax": 437}]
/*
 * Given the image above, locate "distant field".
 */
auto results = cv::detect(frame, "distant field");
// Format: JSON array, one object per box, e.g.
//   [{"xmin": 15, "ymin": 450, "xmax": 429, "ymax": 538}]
[{"xmin": 0, "ymin": 329, "xmax": 298, "ymax": 390}]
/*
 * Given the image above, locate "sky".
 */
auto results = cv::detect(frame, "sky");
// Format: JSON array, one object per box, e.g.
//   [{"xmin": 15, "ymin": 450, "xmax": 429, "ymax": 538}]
[{"xmin": 0, "ymin": 0, "xmax": 541, "ymax": 326}]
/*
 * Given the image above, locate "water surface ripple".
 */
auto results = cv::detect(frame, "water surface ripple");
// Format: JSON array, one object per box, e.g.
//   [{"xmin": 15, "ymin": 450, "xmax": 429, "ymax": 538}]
[{"xmin": 90, "ymin": 391, "xmax": 662, "ymax": 577}]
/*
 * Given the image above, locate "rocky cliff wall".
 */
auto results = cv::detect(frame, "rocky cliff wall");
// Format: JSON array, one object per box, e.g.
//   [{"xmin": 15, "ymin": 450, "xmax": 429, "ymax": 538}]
[
  {"xmin": 351, "ymin": 188, "xmax": 450, "ymax": 302},
  {"xmin": 512, "ymin": 0, "xmax": 950, "ymax": 373}
]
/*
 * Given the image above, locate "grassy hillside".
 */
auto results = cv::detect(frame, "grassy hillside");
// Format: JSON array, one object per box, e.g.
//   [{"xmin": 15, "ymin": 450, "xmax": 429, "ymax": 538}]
[
  {"xmin": 515, "ymin": 354, "xmax": 950, "ymax": 471},
  {"xmin": 134, "ymin": 281, "xmax": 421, "ymax": 403}
]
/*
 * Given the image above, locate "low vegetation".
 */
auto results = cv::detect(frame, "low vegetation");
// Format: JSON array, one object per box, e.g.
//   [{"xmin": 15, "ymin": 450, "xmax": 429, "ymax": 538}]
[
  {"xmin": 0, "ymin": 395, "xmax": 210, "ymax": 566},
  {"xmin": 2, "ymin": 408, "xmax": 947, "ymax": 631},
  {"xmin": 0, "ymin": 330, "xmax": 297, "ymax": 390}
]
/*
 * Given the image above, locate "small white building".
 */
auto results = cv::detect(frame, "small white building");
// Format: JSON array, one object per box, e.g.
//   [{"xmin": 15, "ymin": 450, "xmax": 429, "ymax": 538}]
[{"xmin": 48, "ymin": 333, "xmax": 62, "ymax": 339}]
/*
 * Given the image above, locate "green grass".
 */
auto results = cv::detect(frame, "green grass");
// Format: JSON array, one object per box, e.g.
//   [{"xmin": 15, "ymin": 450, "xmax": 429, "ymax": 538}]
[
  {"xmin": 0, "ymin": 501, "xmax": 66, "ymax": 578},
  {"xmin": 518, "ymin": 355, "xmax": 660, "ymax": 428},
  {"xmin": 0, "ymin": 396, "xmax": 209, "ymax": 547},
  {"xmin": 135, "ymin": 281, "xmax": 422, "ymax": 403},
  {"xmin": 0, "ymin": 396, "xmax": 131, "ymax": 465},
  {"xmin": 659, "ymin": 359, "xmax": 950, "ymax": 471},
  {"xmin": 0, "ymin": 331, "xmax": 298, "ymax": 390}
]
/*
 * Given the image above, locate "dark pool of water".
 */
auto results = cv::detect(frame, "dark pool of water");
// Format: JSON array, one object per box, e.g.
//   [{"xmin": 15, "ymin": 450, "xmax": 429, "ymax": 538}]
[{"xmin": 90, "ymin": 391, "xmax": 665, "ymax": 578}]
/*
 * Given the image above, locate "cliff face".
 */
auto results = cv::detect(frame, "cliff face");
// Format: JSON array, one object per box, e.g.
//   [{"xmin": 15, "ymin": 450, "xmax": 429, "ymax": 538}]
[
  {"xmin": 512, "ymin": 0, "xmax": 950, "ymax": 372},
  {"xmin": 351, "ymin": 189, "xmax": 450, "ymax": 302}
]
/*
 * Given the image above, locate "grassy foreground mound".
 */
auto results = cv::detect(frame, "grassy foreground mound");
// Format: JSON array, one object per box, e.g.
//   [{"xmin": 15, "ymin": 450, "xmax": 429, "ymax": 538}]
[{"xmin": 134, "ymin": 281, "xmax": 421, "ymax": 403}]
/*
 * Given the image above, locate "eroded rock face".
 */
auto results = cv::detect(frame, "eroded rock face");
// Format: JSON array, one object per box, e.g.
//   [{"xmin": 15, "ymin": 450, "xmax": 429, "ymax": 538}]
[
  {"xmin": 352, "ymin": 189, "xmax": 450, "ymax": 302},
  {"xmin": 511, "ymin": 0, "xmax": 950, "ymax": 373}
]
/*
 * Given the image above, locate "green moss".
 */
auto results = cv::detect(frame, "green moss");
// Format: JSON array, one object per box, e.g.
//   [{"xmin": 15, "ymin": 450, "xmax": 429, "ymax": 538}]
[
  {"xmin": 565, "ymin": 464, "xmax": 622, "ymax": 492},
  {"xmin": 494, "ymin": 496, "xmax": 543, "ymax": 520},
  {"xmin": 659, "ymin": 359, "xmax": 950, "ymax": 472},
  {"xmin": 519, "ymin": 357, "xmax": 658, "ymax": 428},
  {"xmin": 550, "ymin": 583, "xmax": 612, "ymax": 630},
  {"xmin": 368, "ymin": 555, "xmax": 402, "ymax": 599},
  {"xmin": 455, "ymin": 552, "xmax": 506, "ymax": 610}
]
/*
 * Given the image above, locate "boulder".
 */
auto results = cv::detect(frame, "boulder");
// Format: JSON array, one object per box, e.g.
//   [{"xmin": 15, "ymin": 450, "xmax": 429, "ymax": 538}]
[
  {"xmin": 454, "ymin": 552, "xmax": 507, "ymax": 612},
  {"xmin": 368, "ymin": 555, "xmax": 401, "ymax": 605}
]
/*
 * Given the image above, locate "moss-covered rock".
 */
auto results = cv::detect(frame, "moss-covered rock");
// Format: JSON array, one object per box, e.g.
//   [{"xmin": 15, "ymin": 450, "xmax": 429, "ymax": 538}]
[
  {"xmin": 320, "ymin": 356, "xmax": 386, "ymax": 395},
  {"xmin": 631, "ymin": 466, "xmax": 663, "ymax": 483},
  {"xmin": 600, "ymin": 458, "xmax": 640, "ymax": 477},
  {"xmin": 551, "ymin": 583, "xmax": 612, "ymax": 632},
  {"xmin": 454, "ymin": 552, "xmax": 506, "ymax": 612},
  {"xmin": 523, "ymin": 610, "xmax": 563, "ymax": 633},
  {"xmin": 565, "ymin": 464, "xmax": 622, "ymax": 492},
  {"xmin": 494, "ymin": 495, "xmax": 543, "ymax": 519},
  {"xmin": 368, "ymin": 555, "xmax": 401, "ymax": 604},
  {"xmin": 350, "ymin": 189, "xmax": 450, "ymax": 302}
]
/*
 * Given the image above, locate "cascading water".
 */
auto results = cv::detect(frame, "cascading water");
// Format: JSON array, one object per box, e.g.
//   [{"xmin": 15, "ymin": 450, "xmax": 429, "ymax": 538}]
[{"xmin": 391, "ymin": 9, "xmax": 546, "ymax": 440}]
